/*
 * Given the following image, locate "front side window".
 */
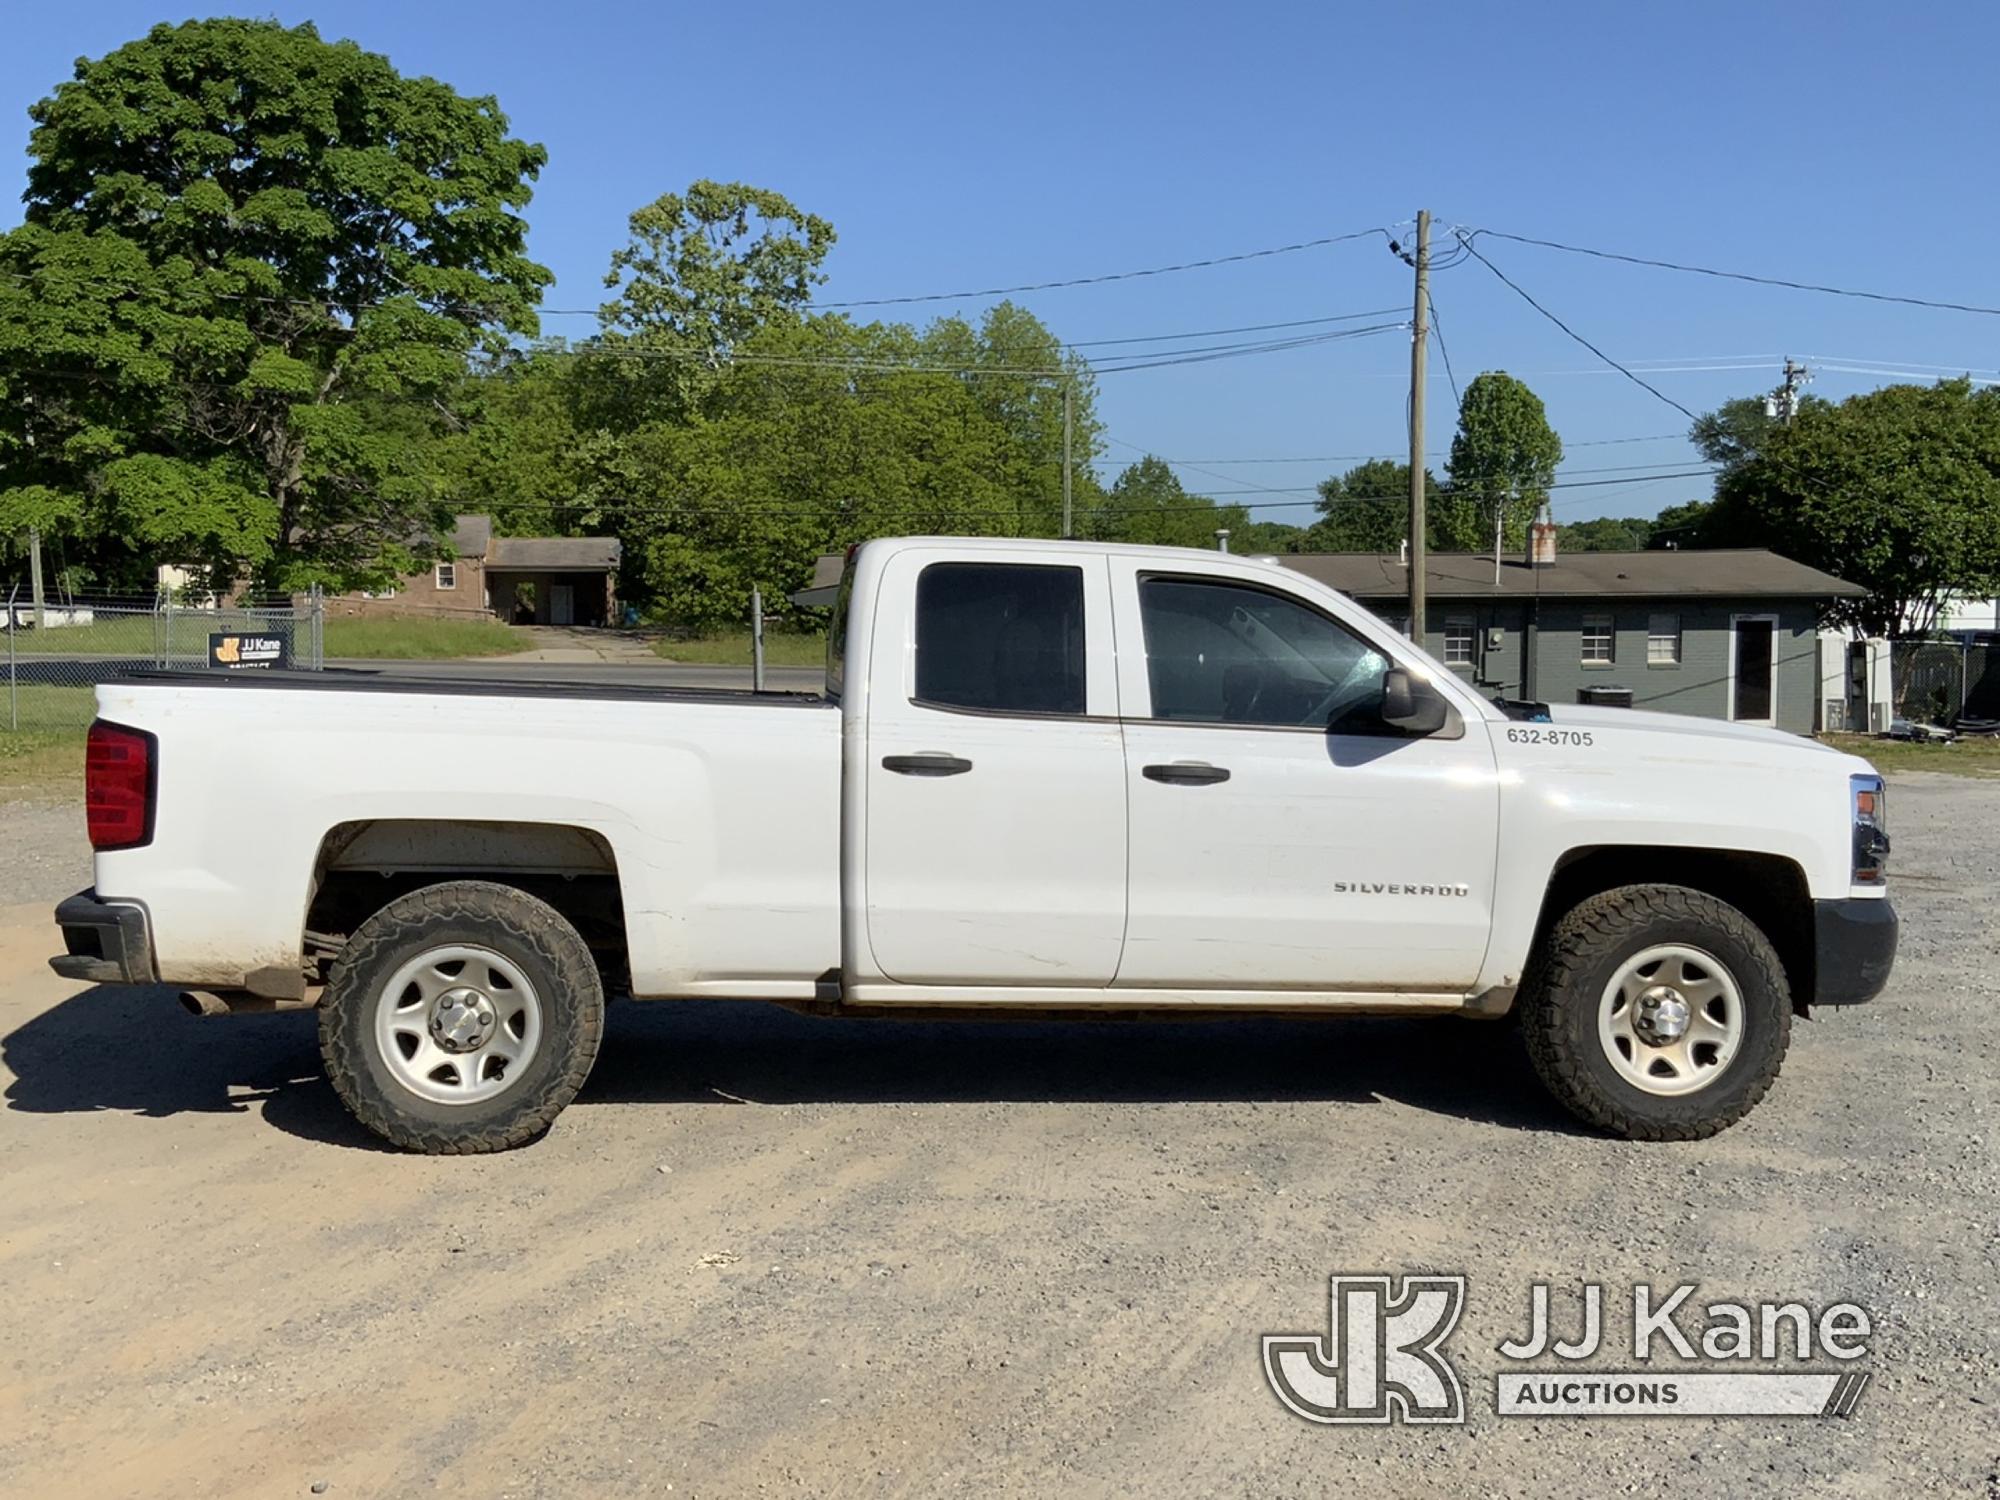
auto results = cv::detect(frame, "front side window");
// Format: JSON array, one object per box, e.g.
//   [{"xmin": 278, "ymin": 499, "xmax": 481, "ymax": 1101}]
[
  {"xmin": 435, "ymin": 562, "xmax": 457, "ymax": 590},
  {"xmin": 1647, "ymin": 612, "xmax": 1681, "ymax": 665},
  {"xmin": 1443, "ymin": 617, "xmax": 1475, "ymax": 667},
  {"xmin": 914, "ymin": 562, "xmax": 1085, "ymax": 715},
  {"xmin": 1581, "ymin": 613, "xmax": 1614, "ymax": 665},
  {"xmin": 1139, "ymin": 575, "xmax": 1391, "ymax": 731}
]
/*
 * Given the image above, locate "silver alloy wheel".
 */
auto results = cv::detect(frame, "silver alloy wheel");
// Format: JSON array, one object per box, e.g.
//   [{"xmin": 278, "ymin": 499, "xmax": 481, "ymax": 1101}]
[
  {"xmin": 373, "ymin": 944, "xmax": 542, "ymax": 1107},
  {"xmin": 1597, "ymin": 943, "xmax": 1744, "ymax": 1097}
]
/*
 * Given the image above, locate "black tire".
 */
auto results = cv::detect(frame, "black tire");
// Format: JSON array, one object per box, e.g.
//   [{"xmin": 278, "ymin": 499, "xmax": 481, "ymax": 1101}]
[
  {"xmin": 319, "ymin": 880, "xmax": 604, "ymax": 1153},
  {"xmin": 1519, "ymin": 884, "xmax": 1792, "ymax": 1141}
]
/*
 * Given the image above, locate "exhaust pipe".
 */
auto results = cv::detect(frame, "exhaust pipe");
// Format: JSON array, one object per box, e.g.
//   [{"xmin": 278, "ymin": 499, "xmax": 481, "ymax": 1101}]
[{"xmin": 178, "ymin": 991, "xmax": 310, "ymax": 1016}]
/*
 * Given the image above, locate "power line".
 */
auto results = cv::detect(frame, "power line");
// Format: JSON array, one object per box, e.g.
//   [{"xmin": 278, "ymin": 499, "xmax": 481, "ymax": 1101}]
[
  {"xmin": 1064, "ymin": 308, "xmax": 1403, "ymax": 348},
  {"xmin": 1425, "ymin": 290, "xmax": 1461, "ymax": 409},
  {"xmin": 1, "ymin": 227, "xmax": 1394, "ymax": 322},
  {"xmin": 1454, "ymin": 232, "xmax": 1699, "ymax": 421},
  {"xmin": 803, "ymin": 229, "xmax": 1392, "ymax": 309},
  {"xmin": 1465, "ymin": 228, "xmax": 2000, "ymax": 318},
  {"xmin": 565, "ymin": 464, "xmax": 1721, "ymax": 519},
  {"xmin": 1127, "ymin": 432, "xmax": 1692, "ymax": 466}
]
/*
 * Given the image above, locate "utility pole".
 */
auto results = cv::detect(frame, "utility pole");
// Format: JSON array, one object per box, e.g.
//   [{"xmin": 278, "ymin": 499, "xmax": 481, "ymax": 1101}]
[
  {"xmin": 1767, "ymin": 358, "xmax": 1810, "ymax": 426},
  {"xmin": 1406, "ymin": 210, "xmax": 1430, "ymax": 641},
  {"xmin": 27, "ymin": 525, "xmax": 45, "ymax": 630},
  {"xmin": 1061, "ymin": 382, "xmax": 1074, "ymax": 539}
]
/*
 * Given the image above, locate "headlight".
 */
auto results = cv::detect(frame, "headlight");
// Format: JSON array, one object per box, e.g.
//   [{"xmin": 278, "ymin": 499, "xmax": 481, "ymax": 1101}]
[{"xmin": 1851, "ymin": 774, "xmax": 1889, "ymax": 885}]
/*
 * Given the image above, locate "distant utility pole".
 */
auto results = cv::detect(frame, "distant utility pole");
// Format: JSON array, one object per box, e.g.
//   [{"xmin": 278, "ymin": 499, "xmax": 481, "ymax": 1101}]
[
  {"xmin": 1061, "ymin": 382, "xmax": 1074, "ymax": 539},
  {"xmin": 1405, "ymin": 210, "xmax": 1431, "ymax": 640},
  {"xmin": 1767, "ymin": 358, "xmax": 1811, "ymax": 426},
  {"xmin": 27, "ymin": 526, "xmax": 45, "ymax": 630}
]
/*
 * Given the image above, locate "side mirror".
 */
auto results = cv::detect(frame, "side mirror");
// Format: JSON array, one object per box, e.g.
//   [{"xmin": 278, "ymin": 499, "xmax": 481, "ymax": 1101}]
[{"xmin": 1379, "ymin": 667, "xmax": 1449, "ymax": 735}]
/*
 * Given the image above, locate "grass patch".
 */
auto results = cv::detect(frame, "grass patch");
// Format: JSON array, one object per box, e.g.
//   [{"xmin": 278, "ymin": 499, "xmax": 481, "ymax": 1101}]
[
  {"xmin": 1821, "ymin": 732, "xmax": 2000, "ymax": 778},
  {"xmin": 651, "ymin": 631, "xmax": 828, "ymax": 668},
  {"xmin": 323, "ymin": 617, "xmax": 531, "ymax": 660},
  {"xmin": 0, "ymin": 727, "xmax": 84, "ymax": 795},
  {"xmin": 6, "ymin": 615, "xmax": 160, "ymax": 656}
]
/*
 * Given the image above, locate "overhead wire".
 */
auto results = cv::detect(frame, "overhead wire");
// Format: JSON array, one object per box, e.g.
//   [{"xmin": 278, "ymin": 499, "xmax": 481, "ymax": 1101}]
[{"xmin": 1464, "ymin": 228, "xmax": 2000, "ymax": 319}]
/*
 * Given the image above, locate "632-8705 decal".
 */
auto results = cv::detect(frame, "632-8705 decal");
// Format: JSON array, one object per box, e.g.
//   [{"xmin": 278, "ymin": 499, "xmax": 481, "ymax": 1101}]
[{"xmin": 1506, "ymin": 727, "xmax": 1595, "ymax": 747}]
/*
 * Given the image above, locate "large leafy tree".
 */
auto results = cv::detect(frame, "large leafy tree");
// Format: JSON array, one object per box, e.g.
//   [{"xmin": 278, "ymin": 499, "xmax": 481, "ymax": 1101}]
[
  {"xmin": 550, "ymin": 302, "xmax": 1107, "ymax": 631},
  {"xmin": 1303, "ymin": 457, "xmax": 1441, "ymax": 551},
  {"xmin": 1558, "ymin": 514, "xmax": 1654, "ymax": 551},
  {"xmin": 0, "ymin": 19, "xmax": 549, "ymax": 592},
  {"xmin": 1082, "ymin": 455, "xmax": 1247, "ymax": 548},
  {"xmin": 1705, "ymin": 379, "xmax": 2000, "ymax": 636},
  {"xmin": 1442, "ymin": 372, "xmax": 1563, "ymax": 553},
  {"xmin": 578, "ymin": 181, "xmax": 836, "ymax": 428}
]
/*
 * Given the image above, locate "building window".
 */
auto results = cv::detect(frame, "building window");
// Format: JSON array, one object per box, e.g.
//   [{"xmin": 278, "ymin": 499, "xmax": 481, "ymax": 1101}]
[
  {"xmin": 1581, "ymin": 614, "xmax": 1614, "ymax": 665},
  {"xmin": 1443, "ymin": 617, "xmax": 1475, "ymax": 667},
  {"xmin": 1647, "ymin": 613, "xmax": 1681, "ymax": 665},
  {"xmin": 435, "ymin": 562, "xmax": 456, "ymax": 590}
]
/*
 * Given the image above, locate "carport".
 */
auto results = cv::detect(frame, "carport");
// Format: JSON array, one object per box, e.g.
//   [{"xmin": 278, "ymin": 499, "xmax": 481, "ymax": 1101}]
[{"xmin": 483, "ymin": 537, "xmax": 622, "ymax": 626}]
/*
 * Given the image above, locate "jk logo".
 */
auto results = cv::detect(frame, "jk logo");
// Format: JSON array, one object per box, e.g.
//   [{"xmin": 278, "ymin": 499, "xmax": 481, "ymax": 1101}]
[{"xmin": 1263, "ymin": 1274, "xmax": 1467, "ymax": 1425}]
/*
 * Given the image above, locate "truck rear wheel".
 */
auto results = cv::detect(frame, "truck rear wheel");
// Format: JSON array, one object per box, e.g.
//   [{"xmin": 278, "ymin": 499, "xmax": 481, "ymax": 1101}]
[
  {"xmin": 1519, "ymin": 884, "xmax": 1791, "ymax": 1141},
  {"xmin": 319, "ymin": 881, "xmax": 604, "ymax": 1153}
]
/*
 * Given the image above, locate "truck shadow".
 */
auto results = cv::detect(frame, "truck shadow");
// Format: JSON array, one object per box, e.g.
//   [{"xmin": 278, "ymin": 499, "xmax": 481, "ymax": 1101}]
[{"xmin": 5, "ymin": 986, "xmax": 1587, "ymax": 1148}]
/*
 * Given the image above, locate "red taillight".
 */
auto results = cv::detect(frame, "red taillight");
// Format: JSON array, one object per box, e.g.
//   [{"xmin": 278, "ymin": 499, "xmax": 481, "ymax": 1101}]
[{"xmin": 86, "ymin": 721, "xmax": 154, "ymax": 851}]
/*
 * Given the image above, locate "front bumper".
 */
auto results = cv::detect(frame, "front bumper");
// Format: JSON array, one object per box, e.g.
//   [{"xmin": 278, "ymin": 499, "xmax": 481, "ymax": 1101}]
[
  {"xmin": 1812, "ymin": 897, "xmax": 1897, "ymax": 1005},
  {"xmin": 49, "ymin": 889, "xmax": 157, "ymax": 985}
]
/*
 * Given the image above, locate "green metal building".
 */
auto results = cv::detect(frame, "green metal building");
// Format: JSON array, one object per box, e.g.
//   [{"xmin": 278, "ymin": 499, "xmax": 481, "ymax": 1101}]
[{"xmin": 1282, "ymin": 548, "xmax": 1865, "ymax": 735}]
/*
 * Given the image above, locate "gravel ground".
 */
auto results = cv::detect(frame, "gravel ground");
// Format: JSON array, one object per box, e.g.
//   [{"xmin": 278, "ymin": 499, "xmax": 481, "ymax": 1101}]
[
  {"xmin": 0, "ymin": 797, "xmax": 88, "ymax": 907},
  {"xmin": 0, "ymin": 775, "xmax": 1993, "ymax": 1498}
]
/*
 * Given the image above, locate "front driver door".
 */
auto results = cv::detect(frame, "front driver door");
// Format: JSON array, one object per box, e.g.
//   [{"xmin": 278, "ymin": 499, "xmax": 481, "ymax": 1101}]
[{"xmin": 1112, "ymin": 568, "xmax": 1500, "ymax": 992}]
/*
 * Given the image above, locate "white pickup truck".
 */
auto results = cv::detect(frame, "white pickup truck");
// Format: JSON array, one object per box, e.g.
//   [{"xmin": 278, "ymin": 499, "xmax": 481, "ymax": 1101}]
[{"xmin": 53, "ymin": 537, "xmax": 1897, "ymax": 1152}]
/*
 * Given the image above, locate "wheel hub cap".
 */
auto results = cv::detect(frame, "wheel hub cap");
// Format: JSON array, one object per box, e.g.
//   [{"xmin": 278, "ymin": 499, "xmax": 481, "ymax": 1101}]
[
  {"xmin": 429, "ymin": 987, "xmax": 498, "ymax": 1053},
  {"xmin": 1633, "ymin": 985, "xmax": 1692, "ymax": 1046}
]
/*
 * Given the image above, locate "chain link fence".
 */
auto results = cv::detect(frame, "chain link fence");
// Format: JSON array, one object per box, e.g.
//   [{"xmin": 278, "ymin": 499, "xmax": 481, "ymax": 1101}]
[
  {"xmin": 3, "ymin": 587, "xmax": 324, "ymax": 732},
  {"xmin": 1890, "ymin": 636, "xmax": 2000, "ymax": 726}
]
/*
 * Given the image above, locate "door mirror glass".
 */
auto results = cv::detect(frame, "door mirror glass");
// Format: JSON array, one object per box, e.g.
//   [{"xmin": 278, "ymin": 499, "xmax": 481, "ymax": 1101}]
[{"xmin": 1377, "ymin": 667, "xmax": 1449, "ymax": 735}]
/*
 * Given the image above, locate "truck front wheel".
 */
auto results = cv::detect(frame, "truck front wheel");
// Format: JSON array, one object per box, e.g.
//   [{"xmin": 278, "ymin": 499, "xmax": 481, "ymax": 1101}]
[
  {"xmin": 1520, "ymin": 884, "xmax": 1791, "ymax": 1141},
  {"xmin": 319, "ymin": 881, "xmax": 605, "ymax": 1153}
]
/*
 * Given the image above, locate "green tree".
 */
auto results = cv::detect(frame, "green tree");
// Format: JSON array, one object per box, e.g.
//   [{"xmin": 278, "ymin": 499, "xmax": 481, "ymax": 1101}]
[
  {"xmin": 585, "ymin": 307, "xmax": 1106, "ymax": 630},
  {"xmin": 1442, "ymin": 372, "xmax": 1563, "ymax": 552},
  {"xmin": 1082, "ymin": 455, "xmax": 1247, "ymax": 548},
  {"xmin": 1646, "ymin": 498, "xmax": 1714, "ymax": 548},
  {"xmin": 1689, "ymin": 393, "xmax": 1827, "ymax": 476},
  {"xmin": 1558, "ymin": 515, "xmax": 1654, "ymax": 551},
  {"xmin": 1303, "ymin": 457, "xmax": 1441, "ymax": 551},
  {"xmin": 0, "ymin": 19, "xmax": 550, "ymax": 592},
  {"xmin": 1707, "ymin": 379, "xmax": 2000, "ymax": 636}
]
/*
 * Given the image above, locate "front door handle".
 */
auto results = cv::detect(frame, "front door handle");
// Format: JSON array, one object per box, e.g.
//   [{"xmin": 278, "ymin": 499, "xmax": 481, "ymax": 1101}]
[
  {"xmin": 1143, "ymin": 761, "xmax": 1231, "ymax": 785},
  {"xmin": 883, "ymin": 753, "xmax": 974, "ymax": 777}
]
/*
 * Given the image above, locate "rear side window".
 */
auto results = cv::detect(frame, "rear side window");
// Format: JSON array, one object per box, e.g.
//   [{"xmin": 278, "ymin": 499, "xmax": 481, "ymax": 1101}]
[{"xmin": 915, "ymin": 562, "xmax": 1085, "ymax": 715}]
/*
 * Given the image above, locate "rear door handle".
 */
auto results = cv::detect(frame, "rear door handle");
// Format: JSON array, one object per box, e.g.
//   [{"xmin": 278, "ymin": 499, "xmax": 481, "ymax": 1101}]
[
  {"xmin": 1143, "ymin": 761, "xmax": 1231, "ymax": 785},
  {"xmin": 882, "ymin": 753, "xmax": 974, "ymax": 777}
]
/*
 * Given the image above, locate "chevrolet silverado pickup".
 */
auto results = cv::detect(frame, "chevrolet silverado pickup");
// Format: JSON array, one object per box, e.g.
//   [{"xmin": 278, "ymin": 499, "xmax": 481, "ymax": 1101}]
[{"xmin": 52, "ymin": 537, "xmax": 1898, "ymax": 1152}]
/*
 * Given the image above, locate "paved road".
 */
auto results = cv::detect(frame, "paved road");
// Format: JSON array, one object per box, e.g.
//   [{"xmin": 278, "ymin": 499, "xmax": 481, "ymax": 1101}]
[{"xmin": 1, "ymin": 777, "xmax": 1992, "ymax": 1497}]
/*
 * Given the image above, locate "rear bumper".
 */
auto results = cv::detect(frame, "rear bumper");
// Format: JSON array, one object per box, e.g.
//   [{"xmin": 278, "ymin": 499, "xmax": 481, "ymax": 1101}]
[
  {"xmin": 1812, "ymin": 897, "xmax": 1897, "ymax": 1005},
  {"xmin": 49, "ymin": 889, "xmax": 157, "ymax": 985}
]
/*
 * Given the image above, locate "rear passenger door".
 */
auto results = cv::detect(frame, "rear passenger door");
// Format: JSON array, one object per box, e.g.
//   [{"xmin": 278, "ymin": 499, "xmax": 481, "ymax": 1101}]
[{"xmin": 862, "ymin": 548, "xmax": 1127, "ymax": 986}]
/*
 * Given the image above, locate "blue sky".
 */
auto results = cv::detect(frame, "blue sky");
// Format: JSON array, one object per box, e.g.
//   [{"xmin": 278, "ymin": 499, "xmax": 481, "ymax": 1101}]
[{"xmin": 4, "ymin": 1, "xmax": 1996, "ymax": 524}]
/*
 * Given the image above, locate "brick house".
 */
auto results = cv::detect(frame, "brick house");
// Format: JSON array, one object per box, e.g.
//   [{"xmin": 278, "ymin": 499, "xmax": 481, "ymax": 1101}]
[{"xmin": 322, "ymin": 515, "xmax": 622, "ymax": 627}]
